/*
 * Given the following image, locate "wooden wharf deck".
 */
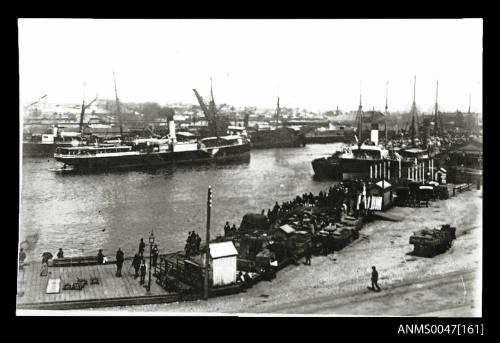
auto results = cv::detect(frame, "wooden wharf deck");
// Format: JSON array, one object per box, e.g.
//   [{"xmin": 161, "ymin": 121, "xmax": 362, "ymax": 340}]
[{"xmin": 16, "ymin": 255, "xmax": 200, "ymax": 310}]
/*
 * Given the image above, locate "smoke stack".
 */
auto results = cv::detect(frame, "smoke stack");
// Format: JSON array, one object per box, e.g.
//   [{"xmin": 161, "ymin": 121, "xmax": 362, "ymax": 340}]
[
  {"xmin": 169, "ymin": 120, "xmax": 176, "ymax": 143},
  {"xmin": 370, "ymin": 123, "xmax": 379, "ymax": 146}
]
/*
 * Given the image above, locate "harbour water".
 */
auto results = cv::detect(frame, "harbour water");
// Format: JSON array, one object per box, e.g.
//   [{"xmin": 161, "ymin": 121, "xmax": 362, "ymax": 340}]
[{"xmin": 20, "ymin": 143, "xmax": 343, "ymax": 260}]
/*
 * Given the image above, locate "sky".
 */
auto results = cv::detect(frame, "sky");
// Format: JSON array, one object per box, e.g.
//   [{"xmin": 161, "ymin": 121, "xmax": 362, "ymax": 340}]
[{"xmin": 18, "ymin": 19, "xmax": 482, "ymax": 113}]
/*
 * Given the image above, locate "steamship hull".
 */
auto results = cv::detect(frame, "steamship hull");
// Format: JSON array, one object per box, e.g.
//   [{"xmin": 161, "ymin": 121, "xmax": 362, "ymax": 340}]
[
  {"xmin": 55, "ymin": 143, "xmax": 250, "ymax": 171},
  {"xmin": 248, "ymin": 128, "xmax": 306, "ymax": 149},
  {"xmin": 23, "ymin": 142, "xmax": 78, "ymax": 157},
  {"xmin": 311, "ymin": 157, "xmax": 342, "ymax": 179}
]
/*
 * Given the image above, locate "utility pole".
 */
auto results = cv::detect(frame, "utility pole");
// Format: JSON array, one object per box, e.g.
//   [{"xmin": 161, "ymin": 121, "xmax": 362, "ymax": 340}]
[
  {"xmin": 385, "ymin": 81, "xmax": 389, "ymax": 146},
  {"xmin": 204, "ymin": 185, "xmax": 212, "ymax": 300}
]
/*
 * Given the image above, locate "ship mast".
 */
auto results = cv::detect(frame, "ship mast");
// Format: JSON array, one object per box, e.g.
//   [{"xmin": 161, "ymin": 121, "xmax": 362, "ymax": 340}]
[
  {"xmin": 357, "ymin": 81, "xmax": 363, "ymax": 148},
  {"xmin": 410, "ymin": 75, "xmax": 418, "ymax": 147},
  {"xmin": 275, "ymin": 97, "xmax": 280, "ymax": 128},
  {"xmin": 434, "ymin": 80, "xmax": 439, "ymax": 137},
  {"xmin": 113, "ymin": 72, "xmax": 124, "ymax": 140}
]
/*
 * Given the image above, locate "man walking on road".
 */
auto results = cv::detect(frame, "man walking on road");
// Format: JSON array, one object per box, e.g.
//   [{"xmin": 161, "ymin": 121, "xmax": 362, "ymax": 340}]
[{"xmin": 371, "ymin": 266, "xmax": 381, "ymax": 291}]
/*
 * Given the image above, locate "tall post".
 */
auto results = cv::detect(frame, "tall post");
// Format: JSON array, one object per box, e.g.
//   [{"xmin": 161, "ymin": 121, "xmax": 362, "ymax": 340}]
[
  {"xmin": 388, "ymin": 161, "xmax": 391, "ymax": 180},
  {"xmin": 408, "ymin": 167, "xmax": 411, "ymax": 180},
  {"xmin": 204, "ymin": 185, "xmax": 212, "ymax": 300},
  {"xmin": 370, "ymin": 165, "xmax": 373, "ymax": 180},
  {"xmin": 385, "ymin": 81, "xmax": 389, "ymax": 147},
  {"xmin": 399, "ymin": 159, "xmax": 402, "ymax": 179}
]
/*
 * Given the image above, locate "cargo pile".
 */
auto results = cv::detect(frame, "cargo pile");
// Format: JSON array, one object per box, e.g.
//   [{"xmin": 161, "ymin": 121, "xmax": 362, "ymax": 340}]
[{"xmin": 409, "ymin": 224, "xmax": 456, "ymax": 257}]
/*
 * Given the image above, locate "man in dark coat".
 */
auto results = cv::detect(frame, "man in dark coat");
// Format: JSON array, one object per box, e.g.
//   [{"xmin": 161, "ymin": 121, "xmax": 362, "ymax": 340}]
[
  {"xmin": 97, "ymin": 249, "xmax": 104, "ymax": 264},
  {"xmin": 305, "ymin": 244, "xmax": 312, "ymax": 266},
  {"xmin": 138, "ymin": 238, "xmax": 146, "ymax": 258},
  {"xmin": 371, "ymin": 266, "xmax": 381, "ymax": 291},
  {"xmin": 132, "ymin": 254, "xmax": 141, "ymax": 279},
  {"xmin": 139, "ymin": 259, "xmax": 147, "ymax": 285},
  {"xmin": 152, "ymin": 244, "xmax": 159, "ymax": 267},
  {"xmin": 223, "ymin": 221, "xmax": 230, "ymax": 236},
  {"xmin": 115, "ymin": 248, "xmax": 124, "ymax": 277},
  {"xmin": 57, "ymin": 248, "xmax": 64, "ymax": 259}
]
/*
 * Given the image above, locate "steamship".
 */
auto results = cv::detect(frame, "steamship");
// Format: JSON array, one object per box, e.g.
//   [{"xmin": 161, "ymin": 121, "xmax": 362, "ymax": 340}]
[{"xmin": 54, "ymin": 122, "xmax": 250, "ymax": 171}]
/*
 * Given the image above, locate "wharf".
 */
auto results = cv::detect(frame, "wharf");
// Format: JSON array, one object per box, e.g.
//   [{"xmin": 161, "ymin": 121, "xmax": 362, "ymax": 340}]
[{"xmin": 16, "ymin": 254, "xmax": 199, "ymax": 311}]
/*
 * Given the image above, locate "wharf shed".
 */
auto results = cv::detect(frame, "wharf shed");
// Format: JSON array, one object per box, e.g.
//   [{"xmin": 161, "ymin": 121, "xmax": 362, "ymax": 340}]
[
  {"xmin": 200, "ymin": 241, "xmax": 239, "ymax": 287},
  {"xmin": 367, "ymin": 181, "xmax": 393, "ymax": 211}
]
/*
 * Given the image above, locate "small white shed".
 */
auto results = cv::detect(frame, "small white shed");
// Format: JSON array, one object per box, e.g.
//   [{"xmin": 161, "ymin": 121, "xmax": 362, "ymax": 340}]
[{"xmin": 201, "ymin": 241, "xmax": 238, "ymax": 287}]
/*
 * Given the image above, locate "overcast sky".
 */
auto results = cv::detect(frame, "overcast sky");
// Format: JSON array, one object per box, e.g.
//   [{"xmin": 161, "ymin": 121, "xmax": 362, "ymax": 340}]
[{"xmin": 19, "ymin": 19, "xmax": 482, "ymax": 113}]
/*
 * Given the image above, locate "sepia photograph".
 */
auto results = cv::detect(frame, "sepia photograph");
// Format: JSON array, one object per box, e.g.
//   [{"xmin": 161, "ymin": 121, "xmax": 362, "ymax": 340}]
[{"xmin": 17, "ymin": 18, "xmax": 483, "ymax": 318}]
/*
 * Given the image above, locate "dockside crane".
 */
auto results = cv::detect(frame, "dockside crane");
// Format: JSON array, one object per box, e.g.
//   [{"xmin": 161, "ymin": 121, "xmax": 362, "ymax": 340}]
[
  {"xmin": 79, "ymin": 92, "xmax": 98, "ymax": 138},
  {"xmin": 193, "ymin": 79, "xmax": 224, "ymax": 138}
]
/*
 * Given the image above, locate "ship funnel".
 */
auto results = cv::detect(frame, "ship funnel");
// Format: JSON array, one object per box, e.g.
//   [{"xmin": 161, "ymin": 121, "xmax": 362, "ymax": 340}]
[
  {"xmin": 169, "ymin": 120, "xmax": 176, "ymax": 143},
  {"xmin": 370, "ymin": 123, "xmax": 379, "ymax": 146}
]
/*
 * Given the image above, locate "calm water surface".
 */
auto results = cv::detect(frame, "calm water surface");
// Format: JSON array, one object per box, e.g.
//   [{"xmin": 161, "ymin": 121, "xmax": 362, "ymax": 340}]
[{"xmin": 20, "ymin": 144, "xmax": 342, "ymax": 260}]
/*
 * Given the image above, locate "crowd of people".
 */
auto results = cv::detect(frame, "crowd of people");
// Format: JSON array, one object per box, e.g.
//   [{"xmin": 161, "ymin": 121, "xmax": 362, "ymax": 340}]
[
  {"xmin": 264, "ymin": 179, "xmax": 368, "ymax": 228},
  {"xmin": 184, "ymin": 231, "xmax": 202, "ymax": 258}
]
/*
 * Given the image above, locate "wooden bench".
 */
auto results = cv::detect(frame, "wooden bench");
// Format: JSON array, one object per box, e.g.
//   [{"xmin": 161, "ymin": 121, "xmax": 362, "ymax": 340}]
[{"xmin": 52, "ymin": 256, "xmax": 116, "ymax": 267}]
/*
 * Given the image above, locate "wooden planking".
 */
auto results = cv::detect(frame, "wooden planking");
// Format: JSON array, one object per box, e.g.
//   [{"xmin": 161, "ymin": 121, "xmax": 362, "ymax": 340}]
[{"xmin": 18, "ymin": 260, "xmax": 171, "ymax": 308}]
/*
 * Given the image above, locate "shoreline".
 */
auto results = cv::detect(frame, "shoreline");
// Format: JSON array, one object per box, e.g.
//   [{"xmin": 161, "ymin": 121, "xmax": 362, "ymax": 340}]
[{"xmin": 59, "ymin": 187, "xmax": 482, "ymax": 315}]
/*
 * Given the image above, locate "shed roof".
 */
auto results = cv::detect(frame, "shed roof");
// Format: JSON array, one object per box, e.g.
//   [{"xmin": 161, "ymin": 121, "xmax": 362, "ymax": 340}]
[
  {"xmin": 279, "ymin": 224, "xmax": 296, "ymax": 234},
  {"xmin": 375, "ymin": 180, "xmax": 392, "ymax": 189},
  {"xmin": 209, "ymin": 241, "xmax": 238, "ymax": 259}
]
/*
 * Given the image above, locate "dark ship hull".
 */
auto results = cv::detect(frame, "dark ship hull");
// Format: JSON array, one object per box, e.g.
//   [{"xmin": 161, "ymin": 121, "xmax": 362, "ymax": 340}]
[
  {"xmin": 311, "ymin": 157, "xmax": 342, "ymax": 179},
  {"xmin": 248, "ymin": 128, "xmax": 306, "ymax": 149},
  {"xmin": 55, "ymin": 143, "xmax": 250, "ymax": 171},
  {"xmin": 305, "ymin": 131, "xmax": 355, "ymax": 144},
  {"xmin": 23, "ymin": 142, "xmax": 77, "ymax": 157}
]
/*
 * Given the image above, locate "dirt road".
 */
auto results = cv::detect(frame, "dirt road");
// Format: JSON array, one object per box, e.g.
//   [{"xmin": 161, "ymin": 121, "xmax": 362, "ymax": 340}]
[{"xmin": 253, "ymin": 268, "xmax": 478, "ymax": 316}]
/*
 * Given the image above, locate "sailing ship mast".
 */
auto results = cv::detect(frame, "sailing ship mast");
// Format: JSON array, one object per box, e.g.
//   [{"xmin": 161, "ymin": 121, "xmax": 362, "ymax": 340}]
[
  {"xmin": 275, "ymin": 97, "xmax": 280, "ymax": 128},
  {"xmin": 434, "ymin": 80, "xmax": 439, "ymax": 137},
  {"xmin": 410, "ymin": 75, "xmax": 418, "ymax": 147},
  {"xmin": 113, "ymin": 72, "xmax": 124, "ymax": 140},
  {"xmin": 356, "ymin": 81, "xmax": 363, "ymax": 149}
]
